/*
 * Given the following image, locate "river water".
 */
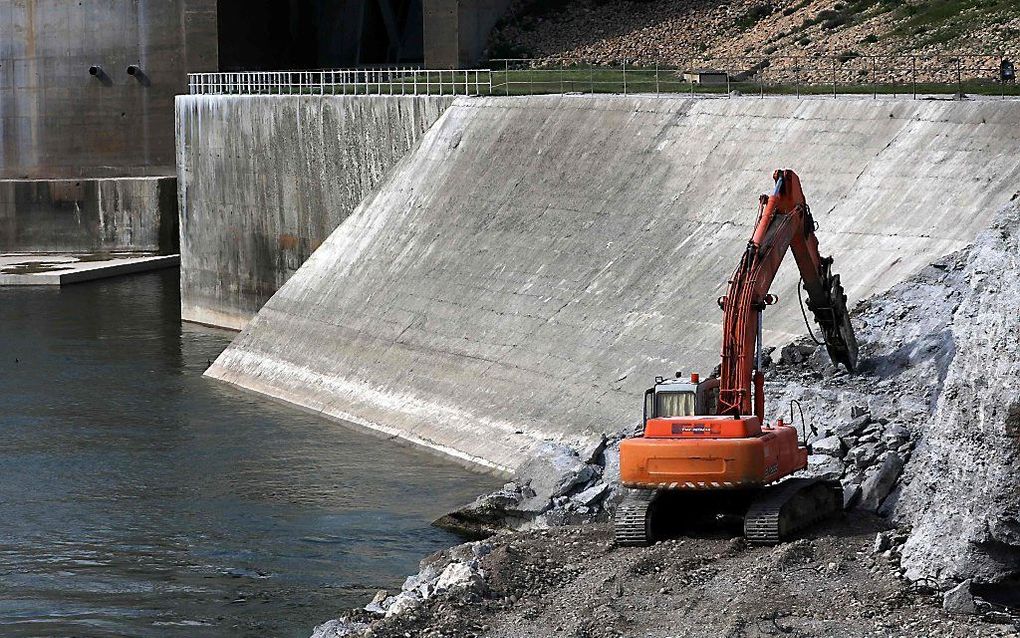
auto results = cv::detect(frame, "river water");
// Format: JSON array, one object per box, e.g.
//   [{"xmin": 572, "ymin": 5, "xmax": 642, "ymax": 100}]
[{"xmin": 0, "ymin": 270, "xmax": 495, "ymax": 638}]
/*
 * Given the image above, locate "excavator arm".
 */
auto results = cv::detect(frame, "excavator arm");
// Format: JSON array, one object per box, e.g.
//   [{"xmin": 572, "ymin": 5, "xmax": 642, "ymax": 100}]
[{"xmin": 717, "ymin": 169, "xmax": 858, "ymax": 418}]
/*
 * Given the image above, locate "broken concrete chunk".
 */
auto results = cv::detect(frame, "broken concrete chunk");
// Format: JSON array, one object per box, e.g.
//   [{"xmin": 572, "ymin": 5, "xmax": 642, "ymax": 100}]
[
  {"xmin": 943, "ymin": 579, "xmax": 978, "ymax": 615},
  {"xmin": 859, "ymin": 453, "xmax": 904, "ymax": 512}
]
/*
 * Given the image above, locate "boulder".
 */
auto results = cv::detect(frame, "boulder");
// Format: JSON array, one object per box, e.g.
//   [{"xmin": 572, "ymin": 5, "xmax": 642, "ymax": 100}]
[
  {"xmin": 859, "ymin": 452, "xmax": 903, "ymax": 512},
  {"xmin": 846, "ymin": 442, "xmax": 882, "ymax": 468},
  {"xmin": 364, "ymin": 590, "xmax": 389, "ymax": 615},
  {"xmin": 835, "ymin": 413, "xmax": 872, "ymax": 439},
  {"xmin": 842, "ymin": 483, "xmax": 861, "ymax": 509}
]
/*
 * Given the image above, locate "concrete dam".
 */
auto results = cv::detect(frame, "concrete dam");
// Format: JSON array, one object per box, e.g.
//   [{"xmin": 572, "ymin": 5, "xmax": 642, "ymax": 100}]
[{"xmin": 189, "ymin": 94, "xmax": 1020, "ymax": 475}]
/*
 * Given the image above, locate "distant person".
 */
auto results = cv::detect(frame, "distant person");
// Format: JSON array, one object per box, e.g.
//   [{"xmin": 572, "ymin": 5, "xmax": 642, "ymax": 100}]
[{"xmin": 1001, "ymin": 58, "xmax": 1015, "ymax": 84}]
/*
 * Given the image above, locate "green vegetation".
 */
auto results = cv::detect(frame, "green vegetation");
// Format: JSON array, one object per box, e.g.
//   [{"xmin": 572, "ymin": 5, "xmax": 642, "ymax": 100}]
[
  {"xmin": 889, "ymin": 0, "xmax": 1016, "ymax": 49},
  {"xmin": 737, "ymin": 3, "xmax": 776, "ymax": 29}
]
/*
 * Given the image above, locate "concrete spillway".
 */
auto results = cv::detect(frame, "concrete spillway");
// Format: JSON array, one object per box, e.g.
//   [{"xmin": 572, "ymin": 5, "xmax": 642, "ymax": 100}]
[
  {"xmin": 177, "ymin": 95, "xmax": 454, "ymax": 330},
  {"xmin": 208, "ymin": 95, "xmax": 1020, "ymax": 474}
]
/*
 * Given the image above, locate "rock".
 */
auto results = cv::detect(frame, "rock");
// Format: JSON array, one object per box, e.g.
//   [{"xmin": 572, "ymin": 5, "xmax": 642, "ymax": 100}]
[
  {"xmin": 520, "ymin": 443, "xmax": 594, "ymax": 500},
  {"xmin": 873, "ymin": 530, "xmax": 894, "ymax": 553},
  {"xmin": 402, "ymin": 564, "xmax": 440, "ymax": 593},
  {"xmin": 942, "ymin": 579, "xmax": 978, "ymax": 615},
  {"xmin": 309, "ymin": 617, "xmax": 370, "ymax": 637},
  {"xmin": 364, "ymin": 590, "xmax": 389, "ymax": 615},
  {"xmin": 846, "ymin": 442, "xmax": 881, "ymax": 468},
  {"xmin": 573, "ymin": 482, "xmax": 610, "ymax": 507},
  {"xmin": 433, "ymin": 483, "xmax": 530, "ymax": 538},
  {"xmin": 780, "ymin": 342, "xmax": 816, "ymax": 365},
  {"xmin": 835, "ymin": 413, "xmax": 872, "ymax": 439},
  {"xmin": 898, "ymin": 203, "xmax": 1020, "ymax": 583},
  {"xmin": 435, "ymin": 562, "xmax": 486, "ymax": 595},
  {"xmin": 842, "ymin": 483, "xmax": 861, "ymax": 509},
  {"xmin": 882, "ymin": 423, "xmax": 910, "ymax": 446},
  {"xmin": 811, "ymin": 435, "xmax": 845, "ymax": 458},
  {"xmin": 385, "ymin": 591, "xmax": 421, "ymax": 618},
  {"xmin": 805, "ymin": 453, "xmax": 843, "ymax": 480},
  {"xmin": 859, "ymin": 453, "xmax": 904, "ymax": 512}
]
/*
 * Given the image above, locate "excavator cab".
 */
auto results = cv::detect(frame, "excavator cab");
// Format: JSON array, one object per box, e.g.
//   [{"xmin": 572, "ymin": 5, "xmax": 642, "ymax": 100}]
[{"xmin": 643, "ymin": 373, "xmax": 719, "ymax": 420}]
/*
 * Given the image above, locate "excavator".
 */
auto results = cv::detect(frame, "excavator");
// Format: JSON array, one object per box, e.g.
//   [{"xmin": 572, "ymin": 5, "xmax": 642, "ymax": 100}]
[{"xmin": 615, "ymin": 169, "xmax": 858, "ymax": 546}]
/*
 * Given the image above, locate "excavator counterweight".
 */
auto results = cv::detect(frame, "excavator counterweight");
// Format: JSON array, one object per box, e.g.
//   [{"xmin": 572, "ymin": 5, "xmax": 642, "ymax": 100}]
[{"xmin": 615, "ymin": 169, "xmax": 857, "ymax": 547}]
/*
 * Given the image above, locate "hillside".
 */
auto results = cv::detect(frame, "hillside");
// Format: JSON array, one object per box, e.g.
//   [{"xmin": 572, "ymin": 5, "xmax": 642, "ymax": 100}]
[{"xmin": 487, "ymin": 0, "xmax": 1019, "ymax": 71}]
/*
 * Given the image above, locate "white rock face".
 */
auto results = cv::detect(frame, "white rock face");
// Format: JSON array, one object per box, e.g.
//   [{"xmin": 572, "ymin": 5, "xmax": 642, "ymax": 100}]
[{"xmin": 897, "ymin": 203, "xmax": 1020, "ymax": 583}]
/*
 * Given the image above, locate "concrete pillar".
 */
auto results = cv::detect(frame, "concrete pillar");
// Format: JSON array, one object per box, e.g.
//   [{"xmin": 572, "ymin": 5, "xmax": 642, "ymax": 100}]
[{"xmin": 423, "ymin": 0, "xmax": 511, "ymax": 68}]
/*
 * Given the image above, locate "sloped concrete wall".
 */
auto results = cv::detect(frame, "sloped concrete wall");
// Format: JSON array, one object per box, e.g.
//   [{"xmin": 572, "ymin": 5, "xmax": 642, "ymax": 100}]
[
  {"xmin": 0, "ymin": 176, "xmax": 178, "ymax": 253},
  {"xmin": 208, "ymin": 95, "xmax": 1020, "ymax": 473},
  {"xmin": 176, "ymin": 95, "xmax": 455, "ymax": 330}
]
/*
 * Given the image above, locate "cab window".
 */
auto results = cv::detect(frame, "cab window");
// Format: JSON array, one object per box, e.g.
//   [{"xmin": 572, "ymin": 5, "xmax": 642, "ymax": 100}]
[{"xmin": 655, "ymin": 391, "xmax": 696, "ymax": 417}]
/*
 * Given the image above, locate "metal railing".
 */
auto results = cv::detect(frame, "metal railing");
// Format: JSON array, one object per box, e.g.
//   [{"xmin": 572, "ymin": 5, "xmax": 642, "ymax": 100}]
[
  {"xmin": 488, "ymin": 54, "xmax": 1018, "ymax": 99},
  {"xmin": 187, "ymin": 54, "xmax": 1017, "ymax": 99},
  {"xmin": 188, "ymin": 68, "xmax": 493, "ymax": 96}
]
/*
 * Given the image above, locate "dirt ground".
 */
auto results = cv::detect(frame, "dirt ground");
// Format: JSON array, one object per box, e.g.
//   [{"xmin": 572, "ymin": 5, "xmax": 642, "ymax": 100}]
[{"xmin": 343, "ymin": 513, "xmax": 1018, "ymax": 638}]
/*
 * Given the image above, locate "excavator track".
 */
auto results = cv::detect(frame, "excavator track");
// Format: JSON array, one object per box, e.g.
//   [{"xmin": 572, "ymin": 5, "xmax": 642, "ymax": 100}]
[
  {"xmin": 613, "ymin": 489, "xmax": 657, "ymax": 547},
  {"xmin": 743, "ymin": 478, "xmax": 842, "ymax": 545}
]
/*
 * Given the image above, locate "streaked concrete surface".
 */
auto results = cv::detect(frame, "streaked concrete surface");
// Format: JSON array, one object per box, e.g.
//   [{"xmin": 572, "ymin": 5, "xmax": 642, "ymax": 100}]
[
  {"xmin": 0, "ymin": 253, "xmax": 179, "ymax": 285},
  {"xmin": 0, "ymin": 176, "xmax": 178, "ymax": 253},
  {"xmin": 208, "ymin": 95, "xmax": 1020, "ymax": 473},
  {"xmin": 0, "ymin": 0, "xmax": 216, "ymax": 180},
  {"xmin": 175, "ymin": 95, "xmax": 455, "ymax": 330}
]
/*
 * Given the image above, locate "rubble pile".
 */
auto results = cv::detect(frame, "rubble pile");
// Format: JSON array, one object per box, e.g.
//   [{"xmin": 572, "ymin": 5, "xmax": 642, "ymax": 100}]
[
  {"xmin": 434, "ymin": 438, "xmax": 625, "ymax": 538},
  {"xmin": 769, "ymin": 200, "xmax": 1020, "ymax": 584}
]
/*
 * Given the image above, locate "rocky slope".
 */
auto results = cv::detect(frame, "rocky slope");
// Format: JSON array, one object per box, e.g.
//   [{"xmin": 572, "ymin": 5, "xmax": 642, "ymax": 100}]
[{"xmin": 488, "ymin": 0, "xmax": 1019, "ymax": 82}]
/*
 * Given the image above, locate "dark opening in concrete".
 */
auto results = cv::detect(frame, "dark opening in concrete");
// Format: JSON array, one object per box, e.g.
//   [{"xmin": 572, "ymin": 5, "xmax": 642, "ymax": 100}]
[{"xmin": 216, "ymin": 0, "xmax": 424, "ymax": 70}]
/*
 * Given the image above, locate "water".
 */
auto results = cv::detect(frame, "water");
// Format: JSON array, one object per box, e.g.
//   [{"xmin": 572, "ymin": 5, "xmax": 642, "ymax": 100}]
[{"xmin": 0, "ymin": 270, "xmax": 495, "ymax": 638}]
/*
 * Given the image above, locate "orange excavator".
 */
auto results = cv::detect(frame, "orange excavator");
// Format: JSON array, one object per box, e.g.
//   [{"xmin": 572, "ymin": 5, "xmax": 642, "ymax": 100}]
[{"xmin": 615, "ymin": 169, "xmax": 858, "ymax": 546}]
